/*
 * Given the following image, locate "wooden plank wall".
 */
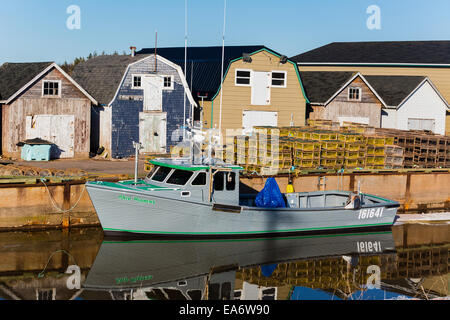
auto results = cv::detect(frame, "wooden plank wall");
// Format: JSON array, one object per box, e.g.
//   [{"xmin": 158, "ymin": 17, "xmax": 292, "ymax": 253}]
[
  {"xmin": 2, "ymin": 68, "xmax": 91, "ymax": 158},
  {"xmin": 326, "ymin": 76, "xmax": 382, "ymax": 127},
  {"xmin": 309, "ymin": 76, "xmax": 383, "ymax": 127}
]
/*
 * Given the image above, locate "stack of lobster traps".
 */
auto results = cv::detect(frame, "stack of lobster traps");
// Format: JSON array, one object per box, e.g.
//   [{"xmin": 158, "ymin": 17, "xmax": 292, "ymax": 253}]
[{"xmin": 204, "ymin": 120, "xmax": 449, "ymax": 175}]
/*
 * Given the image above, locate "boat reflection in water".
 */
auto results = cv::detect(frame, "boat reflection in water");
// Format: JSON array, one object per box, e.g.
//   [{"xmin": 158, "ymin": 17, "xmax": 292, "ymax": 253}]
[{"xmin": 83, "ymin": 230, "xmax": 398, "ymax": 300}]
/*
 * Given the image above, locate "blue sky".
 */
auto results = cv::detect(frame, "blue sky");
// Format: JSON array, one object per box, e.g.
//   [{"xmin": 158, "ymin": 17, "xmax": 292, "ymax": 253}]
[{"xmin": 1, "ymin": 0, "xmax": 450, "ymax": 64}]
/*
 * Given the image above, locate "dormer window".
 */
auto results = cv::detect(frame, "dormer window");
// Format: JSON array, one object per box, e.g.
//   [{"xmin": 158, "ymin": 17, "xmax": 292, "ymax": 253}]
[
  {"xmin": 42, "ymin": 81, "xmax": 60, "ymax": 97},
  {"xmin": 348, "ymin": 87, "xmax": 361, "ymax": 101}
]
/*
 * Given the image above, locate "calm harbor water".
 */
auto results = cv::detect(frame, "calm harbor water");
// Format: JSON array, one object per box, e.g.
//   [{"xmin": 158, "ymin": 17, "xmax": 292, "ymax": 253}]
[{"xmin": 0, "ymin": 222, "xmax": 448, "ymax": 300}]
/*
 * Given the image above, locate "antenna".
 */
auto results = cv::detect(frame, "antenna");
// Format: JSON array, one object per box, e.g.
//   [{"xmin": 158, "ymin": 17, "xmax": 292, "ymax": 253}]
[
  {"xmin": 183, "ymin": 0, "xmax": 188, "ymax": 139},
  {"xmin": 154, "ymin": 30, "xmax": 158, "ymax": 72},
  {"xmin": 190, "ymin": 60, "xmax": 194, "ymax": 126},
  {"xmin": 218, "ymin": 0, "xmax": 227, "ymax": 136}
]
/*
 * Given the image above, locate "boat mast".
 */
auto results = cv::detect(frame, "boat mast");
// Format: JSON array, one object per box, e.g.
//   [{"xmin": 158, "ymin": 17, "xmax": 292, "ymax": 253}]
[
  {"xmin": 183, "ymin": 0, "xmax": 188, "ymax": 139},
  {"xmin": 218, "ymin": 0, "xmax": 227, "ymax": 136}
]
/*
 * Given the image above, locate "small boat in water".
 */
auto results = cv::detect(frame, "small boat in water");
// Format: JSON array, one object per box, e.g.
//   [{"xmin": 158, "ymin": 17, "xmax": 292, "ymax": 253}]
[{"xmin": 86, "ymin": 157, "xmax": 399, "ymax": 238}]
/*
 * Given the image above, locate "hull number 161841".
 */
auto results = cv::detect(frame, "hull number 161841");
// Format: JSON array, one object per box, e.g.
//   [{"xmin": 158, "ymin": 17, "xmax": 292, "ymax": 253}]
[{"xmin": 358, "ymin": 208, "xmax": 383, "ymax": 219}]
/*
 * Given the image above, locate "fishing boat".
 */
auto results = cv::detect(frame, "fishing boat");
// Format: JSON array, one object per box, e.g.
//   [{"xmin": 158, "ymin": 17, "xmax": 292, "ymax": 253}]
[{"xmin": 85, "ymin": 156, "xmax": 399, "ymax": 238}]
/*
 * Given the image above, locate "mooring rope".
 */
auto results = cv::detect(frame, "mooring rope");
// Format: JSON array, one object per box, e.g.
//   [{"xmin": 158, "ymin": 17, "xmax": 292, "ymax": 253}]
[{"xmin": 40, "ymin": 178, "xmax": 87, "ymax": 213}]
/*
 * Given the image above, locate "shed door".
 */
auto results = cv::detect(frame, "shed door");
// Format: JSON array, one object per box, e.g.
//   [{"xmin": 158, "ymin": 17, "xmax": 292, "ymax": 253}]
[
  {"xmin": 242, "ymin": 111, "xmax": 278, "ymax": 134},
  {"xmin": 143, "ymin": 75, "xmax": 163, "ymax": 111},
  {"xmin": 408, "ymin": 118, "xmax": 435, "ymax": 132},
  {"xmin": 139, "ymin": 112, "xmax": 167, "ymax": 153},
  {"xmin": 251, "ymin": 71, "xmax": 271, "ymax": 105},
  {"xmin": 25, "ymin": 115, "xmax": 75, "ymax": 158}
]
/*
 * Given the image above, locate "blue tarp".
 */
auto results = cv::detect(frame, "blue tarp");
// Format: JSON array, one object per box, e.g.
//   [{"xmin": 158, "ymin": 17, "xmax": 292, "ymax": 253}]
[
  {"xmin": 261, "ymin": 264, "xmax": 278, "ymax": 277},
  {"xmin": 255, "ymin": 177, "xmax": 286, "ymax": 208}
]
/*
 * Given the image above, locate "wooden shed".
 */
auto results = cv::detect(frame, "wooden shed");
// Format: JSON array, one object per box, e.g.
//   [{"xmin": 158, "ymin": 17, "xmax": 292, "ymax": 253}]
[
  {"xmin": 291, "ymin": 41, "xmax": 450, "ymax": 135},
  {"xmin": 300, "ymin": 71, "xmax": 386, "ymax": 127},
  {"xmin": 0, "ymin": 62, "xmax": 97, "ymax": 159}
]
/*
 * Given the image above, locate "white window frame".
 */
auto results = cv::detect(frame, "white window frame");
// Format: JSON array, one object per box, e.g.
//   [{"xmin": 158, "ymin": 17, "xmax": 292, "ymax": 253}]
[
  {"xmin": 235, "ymin": 69, "xmax": 252, "ymax": 87},
  {"xmin": 42, "ymin": 80, "xmax": 61, "ymax": 98},
  {"xmin": 348, "ymin": 87, "xmax": 362, "ymax": 101},
  {"xmin": 131, "ymin": 75, "xmax": 143, "ymax": 89},
  {"xmin": 162, "ymin": 75, "xmax": 174, "ymax": 90},
  {"xmin": 271, "ymin": 70, "xmax": 287, "ymax": 88}
]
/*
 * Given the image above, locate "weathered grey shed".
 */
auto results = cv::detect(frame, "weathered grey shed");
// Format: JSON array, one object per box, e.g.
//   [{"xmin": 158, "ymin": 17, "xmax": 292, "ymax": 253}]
[{"xmin": 0, "ymin": 62, "xmax": 97, "ymax": 159}]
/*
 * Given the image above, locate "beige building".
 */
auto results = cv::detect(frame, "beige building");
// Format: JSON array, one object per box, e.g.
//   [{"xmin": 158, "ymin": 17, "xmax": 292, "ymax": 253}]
[{"xmin": 204, "ymin": 48, "xmax": 309, "ymax": 137}]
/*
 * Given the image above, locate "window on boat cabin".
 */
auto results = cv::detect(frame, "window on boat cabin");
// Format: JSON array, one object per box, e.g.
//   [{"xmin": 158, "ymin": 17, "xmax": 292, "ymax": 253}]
[
  {"xmin": 42, "ymin": 80, "xmax": 60, "ymax": 97},
  {"xmin": 213, "ymin": 171, "xmax": 224, "ymax": 191},
  {"xmin": 225, "ymin": 172, "xmax": 236, "ymax": 191},
  {"xmin": 166, "ymin": 169, "xmax": 194, "ymax": 185},
  {"xmin": 146, "ymin": 165, "xmax": 160, "ymax": 179},
  {"xmin": 348, "ymin": 87, "xmax": 361, "ymax": 101},
  {"xmin": 213, "ymin": 171, "xmax": 236, "ymax": 191},
  {"xmin": 163, "ymin": 76, "xmax": 174, "ymax": 90},
  {"xmin": 271, "ymin": 71, "xmax": 287, "ymax": 87},
  {"xmin": 132, "ymin": 75, "xmax": 142, "ymax": 88},
  {"xmin": 151, "ymin": 166, "xmax": 172, "ymax": 182},
  {"xmin": 235, "ymin": 70, "xmax": 251, "ymax": 86},
  {"xmin": 192, "ymin": 172, "xmax": 206, "ymax": 186}
]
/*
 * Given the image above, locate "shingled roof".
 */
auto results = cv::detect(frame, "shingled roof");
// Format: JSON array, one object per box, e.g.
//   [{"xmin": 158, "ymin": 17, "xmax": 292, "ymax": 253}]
[
  {"xmin": 363, "ymin": 75, "xmax": 426, "ymax": 106},
  {"xmin": 291, "ymin": 41, "xmax": 450, "ymax": 64},
  {"xmin": 299, "ymin": 71, "xmax": 431, "ymax": 107},
  {"xmin": 299, "ymin": 71, "xmax": 356, "ymax": 104},
  {"xmin": 136, "ymin": 45, "xmax": 269, "ymax": 99},
  {"xmin": 71, "ymin": 54, "xmax": 147, "ymax": 105},
  {"xmin": 0, "ymin": 62, "xmax": 53, "ymax": 101}
]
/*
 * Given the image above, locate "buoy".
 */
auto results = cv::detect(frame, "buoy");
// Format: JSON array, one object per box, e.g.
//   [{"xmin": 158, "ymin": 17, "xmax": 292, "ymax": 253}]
[{"xmin": 286, "ymin": 177, "xmax": 294, "ymax": 193}]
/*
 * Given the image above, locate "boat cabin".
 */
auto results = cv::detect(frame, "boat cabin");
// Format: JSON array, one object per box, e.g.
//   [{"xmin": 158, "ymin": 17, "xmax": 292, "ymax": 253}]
[
  {"xmin": 141, "ymin": 159, "xmax": 243, "ymax": 205},
  {"xmin": 141, "ymin": 159, "xmax": 384, "ymax": 209}
]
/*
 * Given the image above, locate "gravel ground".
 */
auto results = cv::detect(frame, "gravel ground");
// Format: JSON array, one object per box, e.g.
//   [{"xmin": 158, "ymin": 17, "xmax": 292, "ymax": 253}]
[{"xmin": 11, "ymin": 158, "xmax": 147, "ymax": 176}]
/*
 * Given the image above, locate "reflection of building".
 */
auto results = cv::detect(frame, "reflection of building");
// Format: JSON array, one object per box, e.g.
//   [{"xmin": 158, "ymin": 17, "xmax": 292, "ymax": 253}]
[
  {"xmin": 237, "ymin": 255, "xmax": 383, "ymax": 298},
  {"xmin": 237, "ymin": 244, "xmax": 449, "ymax": 300},
  {"xmin": 0, "ymin": 225, "xmax": 447, "ymax": 300}
]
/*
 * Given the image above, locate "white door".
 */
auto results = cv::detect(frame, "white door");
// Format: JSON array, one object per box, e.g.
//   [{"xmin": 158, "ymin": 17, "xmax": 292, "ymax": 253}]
[
  {"xmin": 242, "ymin": 111, "xmax": 278, "ymax": 134},
  {"xmin": 337, "ymin": 116, "xmax": 370, "ymax": 126},
  {"xmin": 251, "ymin": 71, "xmax": 271, "ymax": 105},
  {"xmin": 139, "ymin": 112, "xmax": 167, "ymax": 153},
  {"xmin": 143, "ymin": 76, "xmax": 163, "ymax": 111},
  {"xmin": 407, "ymin": 118, "xmax": 435, "ymax": 131},
  {"xmin": 26, "ymin": 115, "xmax": 75, "ymax": 158},
  {"xmin": 50, "ymin": 115, "xmax": 75, "ymax": 158}
]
